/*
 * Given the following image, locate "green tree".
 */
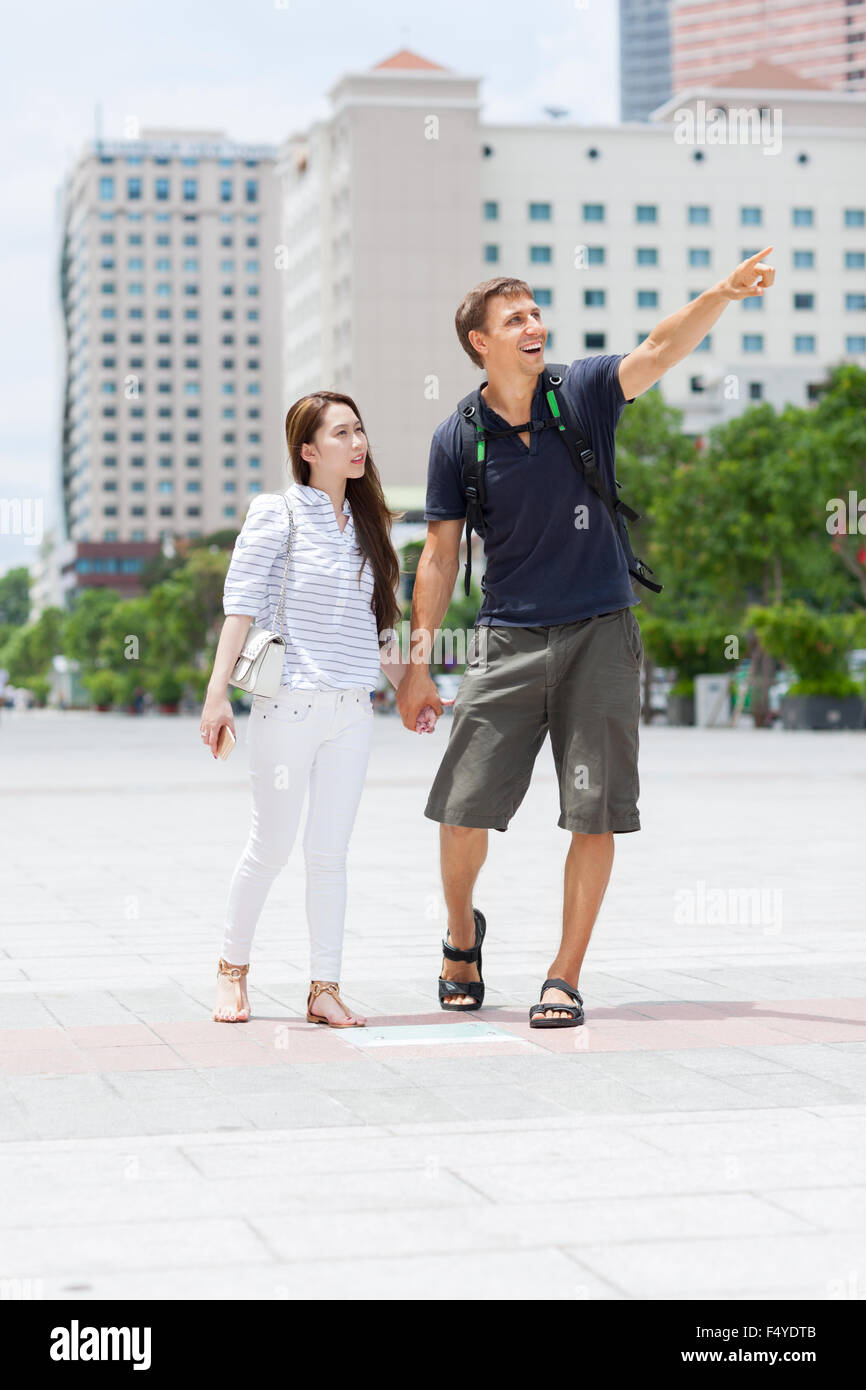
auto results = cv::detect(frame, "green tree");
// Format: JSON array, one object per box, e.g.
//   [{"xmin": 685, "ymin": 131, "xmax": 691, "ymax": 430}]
[
  {"xmin": 0, "ymin": 606, "xmax": 66, "ymax": 684},
  {"xmin": 147, "ymin": 548, "xmax": 229, "ymax": 671},
  {"xmin": 64, "ymin": 589, "xmax": 122, "ymax": 672},
  {"xmin": 0, "ymin": 567, "xmax": 30, "ymax": 627},
  {"xmin": 806, "ymin": 364, "xmax": 866, "ymax": 606}
]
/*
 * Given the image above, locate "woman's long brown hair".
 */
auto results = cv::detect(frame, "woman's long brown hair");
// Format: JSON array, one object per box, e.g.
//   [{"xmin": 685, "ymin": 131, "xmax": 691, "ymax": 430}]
[{"xmin": 285, "ymin": 391, "xmax": 403, "ymax": 642}]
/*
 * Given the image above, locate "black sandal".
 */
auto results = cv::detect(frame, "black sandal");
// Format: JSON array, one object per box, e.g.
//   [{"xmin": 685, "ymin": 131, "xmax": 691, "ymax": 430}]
[
  {"xmin": 438, "ymin": 908, "xmax": 486, "ymax": 1011},
  {"xmin": 529, "ymin": 976, "xmax": 584, "ymax": 1028}
]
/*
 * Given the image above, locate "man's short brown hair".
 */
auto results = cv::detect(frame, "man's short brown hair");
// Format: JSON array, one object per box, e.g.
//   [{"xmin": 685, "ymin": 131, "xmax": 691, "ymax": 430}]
[{"xmin": 455, "ymin": 277, "xmax": 534, "ymax": 369}]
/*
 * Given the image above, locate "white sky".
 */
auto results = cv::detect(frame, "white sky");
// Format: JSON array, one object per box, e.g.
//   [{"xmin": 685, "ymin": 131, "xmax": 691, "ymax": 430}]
[{"xmin": 0, "ymin": 0, "xmax": 620, "ymax": 574}]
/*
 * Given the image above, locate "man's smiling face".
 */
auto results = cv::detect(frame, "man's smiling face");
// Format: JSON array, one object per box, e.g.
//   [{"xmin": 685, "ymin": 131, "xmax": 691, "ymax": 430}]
[{"xmin": 471, "ymin": 294, "xmax": 548, "ymax": 378}]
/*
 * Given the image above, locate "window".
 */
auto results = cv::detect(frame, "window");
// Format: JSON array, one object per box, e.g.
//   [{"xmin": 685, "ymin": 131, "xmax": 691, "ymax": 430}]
[
  {"xmin": 530, "ymin": 245, "xmax": 552, "ymax": 263},
  {"xmin": 182, "ymin": 179, "xmax": 197, "ymax": 201},
  {"xmin": 742, "ymin": 295, "xmax": 763, "ymax": 311},
  {"xmin": 583, "ymin": 203, "xmax": 604, "ymax": 222},
  {"xmin": 792, "ymin": 207, "xmax": 814, "ymax": 227},
  {"xmin": 533, "ymin": 288, "xmax": 553, "ymax": 306},
  {"xmin": 483, "ymin": 244, "xmax": 499, "ymax": 263},
  {"xmin": 155, "ymin": 178, "xmax": 169, "ymax": 201},
  {"xmin": 220, "ymin": 259, "xmax": 234, "ymax": 273},
  {"xmin": 846, "ymin": 336, "xmax": 866, "ymax": 353},
  {"xmin": 637, "ymin": 290, "xmax": 658, "ymax": 309},
  {"xmin": 794, "ymin": 292, "xmax": 815, "ymax": 310},
  {"xmin": 689, "ymin": 248, "xmax": 711, "ymax": 267},
  {"xmin": 483, "ymin": 200, "xmax": 498, "ymax": 220},
  {"xmin": 636, "ymin": 248, "xmax": 658, "ymax": 266},
  {"xmin": 845, "ymin": 251, "xmax": 866, "ymax": 270},
  {"xmin": 635, "ymin": 205, "xmax": 657, "ymax": 223},
  {"xmin": 748, "ymin": 382, "xmax": 763, "ymax": 400},
  {"xmin": 127, "ymin": 178, "xmax": 141, "ymax": 200},
  {"xmin": 844, "ymin": 209, "xmax": 865, "ymax": 228},
  {"xmin": 586, "ymin": 246, "xmax": 605, "ymax": 265},
  {"xmin": 694, "ymin": 335, "xmax": 711, "ymax": 352},
  {"xmin": 793, "ymin": 250, "xmax": 815, "ymax": 269},
  {"xmin": 99, "ymin": 177, "xmax": 114, "ymax": 200},
  {"xmin": 584, "ymin": 332, "xmax": 605, "ymax": 349},
  {"xmin": 688, "ymin": 205, "xmax": 710, "ymax": 224},
  {"xmin": 529, "ymin": 202, "xmax": 551, "ymax": 220},
  {"xmin": 846, "ymin": 293, "xmax": 866, "ymax": 310},
  {"xmin": 244, "ymin": 180, "xmax": 258, "ymax": 203},
  {"xmin": 220, "ymin": 179, "xmax": 232, "ymax": 203},
  {"xmin": 794, "ymin": 335, "xmax": 816, "ymax": 353},
  {"xmin": 584, "ymin": 289, "xmax": 605, "ymax": 307},
  {"xmin": 740, "ymin": 207, "xmax": 762, "ymax": 226},
  {"xmin": 742, "ymin": 334, "xmax": 764, "ymax": 352}
]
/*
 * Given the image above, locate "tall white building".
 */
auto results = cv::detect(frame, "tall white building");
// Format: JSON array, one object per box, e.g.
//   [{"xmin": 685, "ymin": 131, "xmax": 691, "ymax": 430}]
[
  {"xmin": 279, "ymin": 50, "xmax": 866, "ymax": 504},
  {"xmin": 57, "ymin": 129, "xmax": 281, "ymax": 598},
  {"xmin": 620, "ymin": 0, "xmax": 673, "ymax": 122}
]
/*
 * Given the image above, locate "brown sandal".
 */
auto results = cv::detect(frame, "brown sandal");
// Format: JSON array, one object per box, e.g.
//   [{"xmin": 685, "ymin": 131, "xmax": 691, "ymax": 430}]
[
  {"xmin": 214, "ymin": 958, "xmax": 250, "ymax": 1022},
  {"xmin": 306, "ymin": 980, "xmax": 365, "ymax": 1028}
]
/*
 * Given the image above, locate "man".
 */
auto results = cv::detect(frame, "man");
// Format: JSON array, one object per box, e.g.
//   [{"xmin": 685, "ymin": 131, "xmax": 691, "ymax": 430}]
[{"xmin": 396, "ymin": 250, "xmax": 775, "ymax": 1024}]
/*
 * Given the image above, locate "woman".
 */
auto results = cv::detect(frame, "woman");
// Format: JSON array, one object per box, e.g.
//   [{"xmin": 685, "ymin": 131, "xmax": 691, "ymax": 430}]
[{"xmin": 200, "ymin": 391, "xmax": 437, "ymax": 1026}]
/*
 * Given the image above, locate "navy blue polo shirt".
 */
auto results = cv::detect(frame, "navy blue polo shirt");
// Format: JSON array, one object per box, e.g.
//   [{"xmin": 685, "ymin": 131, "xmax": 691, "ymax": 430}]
[{"xmin": 424, "ymin": 353, "xmax": 639, "ymax": 627}]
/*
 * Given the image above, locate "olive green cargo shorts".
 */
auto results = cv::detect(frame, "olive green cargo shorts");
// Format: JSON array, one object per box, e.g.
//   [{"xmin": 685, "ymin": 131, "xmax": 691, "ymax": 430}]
[{"xmin": 424, "ymin": 607, "xmax": 643, "ymax": 835}]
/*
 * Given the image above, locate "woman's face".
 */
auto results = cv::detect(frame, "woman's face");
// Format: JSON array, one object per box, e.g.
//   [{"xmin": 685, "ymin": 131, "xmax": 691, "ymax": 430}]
[{"xmin": 302, "ymin": 403, "xmax": 367, "ymax": 485}]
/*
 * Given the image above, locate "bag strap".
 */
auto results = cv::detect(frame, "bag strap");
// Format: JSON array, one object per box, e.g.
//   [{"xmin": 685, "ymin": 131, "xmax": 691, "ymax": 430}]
[
  {"xmin": 272, "ymin": 491, "xmax": 296, "ymax": 638},
  {"xmin": 458, "ymin": 389, "xmax": 487, "ymax": 597},
  {"xmin": 542, "ymin": 364, "xmax": 662, "ymax": 594}
]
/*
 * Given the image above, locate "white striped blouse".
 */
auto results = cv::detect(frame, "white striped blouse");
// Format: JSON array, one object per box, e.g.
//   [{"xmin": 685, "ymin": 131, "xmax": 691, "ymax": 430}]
[{"xmin": 222, "ymin": 483, "xmax": 381, "ymax": 692}]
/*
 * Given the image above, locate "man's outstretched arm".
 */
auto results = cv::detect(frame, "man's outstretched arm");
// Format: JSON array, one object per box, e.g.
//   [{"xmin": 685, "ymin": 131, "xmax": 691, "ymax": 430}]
[{"xmin": 618, "ymin": 244, "xmax": 776, "ymax": 400}]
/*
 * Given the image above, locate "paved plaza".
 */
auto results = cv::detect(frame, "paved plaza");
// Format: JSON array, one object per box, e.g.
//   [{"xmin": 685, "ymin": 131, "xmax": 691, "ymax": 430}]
[{"xmin": 1, "ymin": 706, "xmax": 864, "ymax": 1301}]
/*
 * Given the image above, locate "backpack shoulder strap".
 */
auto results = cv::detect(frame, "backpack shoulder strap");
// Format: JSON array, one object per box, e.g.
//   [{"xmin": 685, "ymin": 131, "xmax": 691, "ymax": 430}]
[
  {"xmin": 457, "ymin": 385, "xmax": 487, "ymax": 597},
  {"xmin": 541, "ymin": 364, "xmax": 663, "ymax": 594}
]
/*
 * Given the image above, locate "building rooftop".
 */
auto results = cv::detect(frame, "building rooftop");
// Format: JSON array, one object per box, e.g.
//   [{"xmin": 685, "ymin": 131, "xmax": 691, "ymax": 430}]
[
  {"xmin": 372, "ymin": 49, "xmax": 449, "ymax": 72},
  {"xmin": 708, "ymin": 61, "xmax": 832, "ymax": 92}
]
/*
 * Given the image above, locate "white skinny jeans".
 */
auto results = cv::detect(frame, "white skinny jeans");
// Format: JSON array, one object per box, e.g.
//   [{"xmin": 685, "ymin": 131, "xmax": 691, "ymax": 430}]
[{"xmin": 221, "ymin": 684, "xmax": 374, "ymax": 979}]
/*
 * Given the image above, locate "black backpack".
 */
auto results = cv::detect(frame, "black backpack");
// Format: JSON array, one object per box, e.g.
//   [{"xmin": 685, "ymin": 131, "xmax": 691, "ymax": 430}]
[{"xmin": 457, "ymin": 362, "xmax": 662, "ymax": 598}]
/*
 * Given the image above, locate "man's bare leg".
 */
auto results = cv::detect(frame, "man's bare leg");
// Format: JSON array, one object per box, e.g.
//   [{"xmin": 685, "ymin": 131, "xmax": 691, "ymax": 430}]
[
  {"xmin": 439, "ymin": 823, "xmax": 488, "ymax": 1006},
  {"xmin": 537, "ymin": 831, "xmax": 614, "ymax": 1019}
]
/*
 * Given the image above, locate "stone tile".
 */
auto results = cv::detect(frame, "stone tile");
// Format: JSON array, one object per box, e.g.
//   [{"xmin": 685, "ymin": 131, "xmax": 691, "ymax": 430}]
[
  {"xmin": 572, "ymin": 1232, "xmax": 866, "ymax": 1299},
  {"xmin": 0, "ymin": 1217, "xmax": 272, "ymax": 1276},
  {"xmin": 763, "ymin": 1184, "xmax": 866, "ymax": 1232}
]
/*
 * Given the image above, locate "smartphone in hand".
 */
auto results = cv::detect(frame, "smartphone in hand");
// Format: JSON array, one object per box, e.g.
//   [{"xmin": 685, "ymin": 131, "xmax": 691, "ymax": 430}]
[{"xmin": 216, "ymin": 724, "xmax": 236, "ymax": 760}]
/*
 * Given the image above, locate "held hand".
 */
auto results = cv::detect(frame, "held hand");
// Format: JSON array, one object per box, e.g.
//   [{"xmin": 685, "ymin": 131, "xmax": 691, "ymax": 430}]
[
  {"xmin": 414, "ymin": 698, "xmax": 456, "ymax": 733},
  {"xmin": 200, "ymin": 693, "xmax": 235, "ymax": 760},
  {"xmin": 719, "ymin": 245, "xmax": 775, "ymax": 301},
  {"xmin": 396, "ymin": 669, "xmax": 443, "ymax": 732}
]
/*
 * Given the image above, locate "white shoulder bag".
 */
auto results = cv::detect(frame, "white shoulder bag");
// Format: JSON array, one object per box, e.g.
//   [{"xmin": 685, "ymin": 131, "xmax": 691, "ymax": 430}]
[{"xmin": 229, "ymin": 492, "xmax": 295, "ymax": 697}]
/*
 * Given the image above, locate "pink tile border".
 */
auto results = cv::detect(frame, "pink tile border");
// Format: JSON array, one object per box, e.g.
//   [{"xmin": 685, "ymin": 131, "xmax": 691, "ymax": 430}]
[{"xmin": 0, "ymin": 997, "xmax": 863, "ymax": 1075}]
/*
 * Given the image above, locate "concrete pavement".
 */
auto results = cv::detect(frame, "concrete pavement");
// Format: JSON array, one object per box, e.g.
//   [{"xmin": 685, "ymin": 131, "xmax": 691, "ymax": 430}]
[{"xmin": 1, "ymin": 707, "xmax": 864, "ymax": 1300}]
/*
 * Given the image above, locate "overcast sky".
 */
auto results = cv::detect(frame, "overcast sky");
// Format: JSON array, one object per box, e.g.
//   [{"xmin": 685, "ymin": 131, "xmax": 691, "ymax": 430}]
[{"xmin": 0, "ymin": 0, "xmax": 619, "ymax": 574}]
